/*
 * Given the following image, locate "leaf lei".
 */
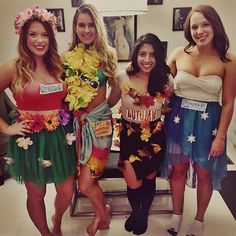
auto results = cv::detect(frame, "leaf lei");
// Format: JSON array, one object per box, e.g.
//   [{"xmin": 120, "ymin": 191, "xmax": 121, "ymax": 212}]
[
  {"xmin": 63, "ymin": 43, "xmax": 100, "ymax": 111},
  {"xmin": 123, "ymin": 82, "xmax": 171, "ymax": 110}
]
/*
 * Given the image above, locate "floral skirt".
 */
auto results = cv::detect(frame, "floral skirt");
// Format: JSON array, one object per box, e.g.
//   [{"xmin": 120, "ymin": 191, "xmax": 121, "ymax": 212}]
[
  {"xmin": 119, "ymin": 117, "xmax": 166, "ymax": 180},
  {"xmin": 5, "ymin": 122, "xmax": 77, "ymax": 186},
  {"xmin": 162, "ymin": 95, "xmax": 227, "ymax": 190}
]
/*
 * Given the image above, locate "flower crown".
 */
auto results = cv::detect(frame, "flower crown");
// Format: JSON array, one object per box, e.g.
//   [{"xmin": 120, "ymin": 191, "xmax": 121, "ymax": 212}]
[{"xmin": 14, "ymin": 7, "xmax": 58, "ymax": 35}]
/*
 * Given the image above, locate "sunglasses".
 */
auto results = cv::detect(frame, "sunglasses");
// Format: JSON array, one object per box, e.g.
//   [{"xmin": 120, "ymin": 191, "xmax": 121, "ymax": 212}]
[{"xmin": 80, "ymin": 75, "xmax": 99, "ymax": 89}]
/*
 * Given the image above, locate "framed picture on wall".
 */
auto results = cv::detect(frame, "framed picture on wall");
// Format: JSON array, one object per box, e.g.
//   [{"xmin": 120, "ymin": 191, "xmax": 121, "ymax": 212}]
[
  {"xmin": 148, "ymin": 0, "xmax": 163, "ymax": 5},
  {"xmin": 47, "ymin": 8, "xmax": 65, "ymax": 32},
  {"xmin": 161, "ymin": 41, "xmax": 168, "ymax": 57},
  {"xmin": 103, "ymin": 16, "xmax": 137, "ymax": 62},
  {"xmin": 71, "ymin": 0, "xmax": 84, "ymax": 7},
  {"xmin": 172, "ymin": 7, "xmax": 192, "ymax": 31}
]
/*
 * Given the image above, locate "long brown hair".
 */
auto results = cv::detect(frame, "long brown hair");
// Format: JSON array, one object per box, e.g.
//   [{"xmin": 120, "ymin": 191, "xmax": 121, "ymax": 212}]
[
  {"xmin": 12, "ymin": 19, "xmax": 63, "ymax": 94},
  {"xmin": 184, "ymin": 5, "xmax": 230, "ymax": 62}
]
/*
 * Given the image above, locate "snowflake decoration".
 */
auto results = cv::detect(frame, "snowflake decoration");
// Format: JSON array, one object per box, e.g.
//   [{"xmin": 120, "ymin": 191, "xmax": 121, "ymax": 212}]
[
  {"xmin": 174, "ymin": 115, "xmax": 180, "ymax": 124},
  {"xmin": 201, "ymin": 112, "xmax": 209, "ymax": 120},
  {"xmin": 187, "ymin": 134, "xmax": 196, "ymax": 143}
]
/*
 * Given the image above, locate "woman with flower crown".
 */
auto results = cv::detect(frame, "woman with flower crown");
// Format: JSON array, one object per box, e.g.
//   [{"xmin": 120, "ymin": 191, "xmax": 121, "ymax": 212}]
[
  {"xmin": 63, "ymin": 3, "xmax": 117, "ymax": 236},
  {"xmin": 108, "ymin": 33, "xmax": 172, "ymax": 235},
  {"xmin": 0, "ymin": 7, "xmax": 76, "ymax": 236}
]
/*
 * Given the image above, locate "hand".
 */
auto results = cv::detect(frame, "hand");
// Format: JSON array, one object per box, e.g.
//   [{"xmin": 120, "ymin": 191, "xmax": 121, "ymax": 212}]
[
  {"xmin": 6, "ymin": 120, "xmax": 32, "ymax": 136},
  {"xmin": 209, "ymin": 136, "xmax": 225, "ymax": 158}
]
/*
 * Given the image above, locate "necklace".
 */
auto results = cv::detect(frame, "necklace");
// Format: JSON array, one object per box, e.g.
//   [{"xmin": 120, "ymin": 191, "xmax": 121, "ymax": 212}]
[
  {"xmin": 123, "ymin": 82, "xmax": 168, "ymax": 108},
  {"xmin": 63, "ymin": 43, "xmax": 100, "ymax": 111}
]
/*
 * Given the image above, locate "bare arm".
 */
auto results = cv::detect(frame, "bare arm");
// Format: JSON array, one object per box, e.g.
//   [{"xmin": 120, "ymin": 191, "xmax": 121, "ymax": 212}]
[
  {"xmin": 167, "ymin": 47, "xmax": 183, "ymax": 77},
  {"xmin": 209, "ymin": 56, "xmax": 236, "ymax": 157}
]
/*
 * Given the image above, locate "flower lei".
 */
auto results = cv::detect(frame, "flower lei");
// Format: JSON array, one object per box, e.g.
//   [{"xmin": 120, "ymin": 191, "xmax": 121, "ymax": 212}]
[
  {"xmin": 16, "ymin": 109, "xmax": 70, "ymax": 133},
  {"xmin": 63, "ymin": 43, "xmax": 100, "ymax": 111},
  {"xmin": 14, "ymin": 7, "xmax": 58, "ymax": 35}
]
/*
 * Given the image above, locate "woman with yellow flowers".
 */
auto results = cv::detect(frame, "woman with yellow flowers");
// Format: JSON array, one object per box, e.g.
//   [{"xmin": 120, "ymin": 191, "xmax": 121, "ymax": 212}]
[
  {"xmin": 0, "ymin": 7, "xmax": 76, "ymax": 236},
  {"xmin": 108, "ymin": 33, "xmax": 172, "ymax": 235},
  {"xmin": 63, "ymin": 3, "xmax": 117, "ymax": 236}
]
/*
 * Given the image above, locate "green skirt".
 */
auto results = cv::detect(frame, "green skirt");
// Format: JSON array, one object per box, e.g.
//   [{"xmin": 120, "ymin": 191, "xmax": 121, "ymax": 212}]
[{"xmin": 5, "ymin": 123, "xmax": 77, "ymax": 186}]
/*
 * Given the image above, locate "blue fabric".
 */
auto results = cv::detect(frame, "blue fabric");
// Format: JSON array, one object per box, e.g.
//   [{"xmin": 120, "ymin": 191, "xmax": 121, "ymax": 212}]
[
  {"xmin": 162, "ymin": 95, "xmax": 227, "ymax": 190},
  {"xmin": 74, "ymin": 101, "xmax": 112, "ymax": 164}
]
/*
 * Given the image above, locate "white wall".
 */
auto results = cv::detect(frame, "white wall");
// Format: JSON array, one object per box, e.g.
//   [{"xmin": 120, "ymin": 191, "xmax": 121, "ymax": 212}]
[
  {"xmin": 0, "ymin": 0, "xmax": 236, "ymax": 66},
  {"xmin": 138, "ymin": 0, "xmax": 236, "ymax": 57}
]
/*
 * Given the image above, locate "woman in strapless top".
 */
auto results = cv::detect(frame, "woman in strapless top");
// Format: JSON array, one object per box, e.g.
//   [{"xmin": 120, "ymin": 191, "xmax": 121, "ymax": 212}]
[
  {"xmin": 0, "ymin": 8, "xmax": 77, "ymax": 236},
  {"xmin": 163, "ymin": 5, "xmax": 236, "ymax": 236}
]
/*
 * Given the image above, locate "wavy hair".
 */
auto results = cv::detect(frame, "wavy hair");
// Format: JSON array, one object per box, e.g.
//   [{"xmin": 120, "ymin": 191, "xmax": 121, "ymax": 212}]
[
  {"xmin": 12, "ymin": 19, "xmax": 63, "ymax": 94},
  {"xmin": 184, "ymin": 5, "xmax": 230, "ymax": 62},
  {"xmin": 127, "ymin": 33, "xmax": 170, "ymax": 96},
  {"xmin": 69, "ymin": 3, "xmax": 117, "ymax": 85}
]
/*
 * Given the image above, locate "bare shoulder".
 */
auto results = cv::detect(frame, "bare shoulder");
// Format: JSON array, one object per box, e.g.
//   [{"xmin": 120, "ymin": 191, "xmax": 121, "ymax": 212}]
[
  {"xmin": 170, "ymin": 46, "xmax": 185, "ymax": 58},
  {"xmin": 167, "ymin": 47, "xmax": 185, "ymax": 64}
]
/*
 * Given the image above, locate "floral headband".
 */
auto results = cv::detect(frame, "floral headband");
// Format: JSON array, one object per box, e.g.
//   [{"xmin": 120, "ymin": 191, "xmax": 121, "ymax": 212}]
[{"xmin": 14, "ymin": 7, "xmax": 58, "ymax": 35}]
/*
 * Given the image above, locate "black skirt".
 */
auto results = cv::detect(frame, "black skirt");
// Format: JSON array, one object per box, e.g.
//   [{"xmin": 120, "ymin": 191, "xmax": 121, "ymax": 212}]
[{"xmin": 119, "ymin": 117, "xmax": 166, "ymax": 180}]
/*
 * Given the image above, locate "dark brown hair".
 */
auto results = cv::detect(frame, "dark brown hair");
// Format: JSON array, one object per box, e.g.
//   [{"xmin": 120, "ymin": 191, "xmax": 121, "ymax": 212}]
[
  {"xmin": 128, "ymin": 33, "xmax": 170, "ymax": 96},
  {"xmin": 184, "ymin": 5, "xmax": 230, "ymax": 62}
]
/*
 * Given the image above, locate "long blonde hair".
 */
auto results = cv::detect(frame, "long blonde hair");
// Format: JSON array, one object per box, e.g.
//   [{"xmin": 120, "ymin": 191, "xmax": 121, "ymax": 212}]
[
  {"xmin": 12, "ymin": 19, "xmax": 63, "ymax": 94},
  {"xmin": 69, "ymin": 3, "xmax": 117, "ymax": 85}
]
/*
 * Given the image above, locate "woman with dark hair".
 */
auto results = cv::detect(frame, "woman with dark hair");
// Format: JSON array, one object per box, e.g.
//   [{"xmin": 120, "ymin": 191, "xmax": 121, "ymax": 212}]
[
  {"xmin": 108, "ymin": 33, "xmax": 171, "ymax": 235},
  {"xmin": 0, "ymin": 7, "xmax": 77, "ymax": 236},
  {"xmin": 163, "ymin": 5, "xmax": 236, "ymax": 236}
]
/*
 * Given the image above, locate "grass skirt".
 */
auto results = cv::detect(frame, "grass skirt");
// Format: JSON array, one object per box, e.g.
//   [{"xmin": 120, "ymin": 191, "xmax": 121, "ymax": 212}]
[
  {"xmin": 6, "ymin": 123, "xmax": 76, "ymax": 186},
  {"xmin": 162, "ymin": 95, "xmax": 227, "ymax": 190}
]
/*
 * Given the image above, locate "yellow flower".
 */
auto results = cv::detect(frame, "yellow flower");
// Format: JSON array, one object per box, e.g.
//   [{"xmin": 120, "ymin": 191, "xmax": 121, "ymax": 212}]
[
  {"xmin": 63, "ymin": 43, "xmax": 101, "ymax": 111},
  {"xmin": 44, "ymin": 114, "xmax": 59, "ymax": 131},
  {"xmin": 140, "ymin": 128, "xmax": 151, "ymax": 142},
  {"xmin": 129, "ymin": 155, "xmax": 141, "ymax": 163}
]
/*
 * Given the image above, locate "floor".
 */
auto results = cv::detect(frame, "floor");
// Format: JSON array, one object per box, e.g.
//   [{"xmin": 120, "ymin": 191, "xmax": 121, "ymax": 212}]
[{"xmin": 0, "ymin": 143, "xmax": 236, "ymax": 236}]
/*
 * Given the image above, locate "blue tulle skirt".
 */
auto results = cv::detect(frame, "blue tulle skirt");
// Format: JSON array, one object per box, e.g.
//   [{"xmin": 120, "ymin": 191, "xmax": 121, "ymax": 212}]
[{"xmin": 162, "ymin": 95, "xmax": 227, "ymax": 190}]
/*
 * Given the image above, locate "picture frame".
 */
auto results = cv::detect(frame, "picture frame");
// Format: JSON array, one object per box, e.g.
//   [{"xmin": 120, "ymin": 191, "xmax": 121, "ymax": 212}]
[
  {"xmin": 161, "ymin": 41, "xmax": 168, "ymax": 57},
  {"xmin": 148, "ymin": 0, "xmax": 163, "ymax": 5},
  {"xmin": 47, "ymin": 8, "xmax": 65, "ymax": 32},
  {"xmin": 172, "ymin": 7, "xmax": 192, "ymax": 31},
  {"xmin": 103, "ymin": 16, "xmax": 137, "ymax": 62},
  {"xmin": 71, "ymin": 0, "xmax": 84, "ymax": 7}
]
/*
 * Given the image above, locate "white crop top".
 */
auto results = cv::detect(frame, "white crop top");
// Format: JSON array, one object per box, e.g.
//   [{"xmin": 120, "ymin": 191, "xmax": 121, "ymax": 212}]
[
  {"xmin": 118, "ymin": 71, "xmax": 163, "ymax": 123},
  {"xmin": 174, "ymin": 71, "xmax": 222, "ymax": 102}
]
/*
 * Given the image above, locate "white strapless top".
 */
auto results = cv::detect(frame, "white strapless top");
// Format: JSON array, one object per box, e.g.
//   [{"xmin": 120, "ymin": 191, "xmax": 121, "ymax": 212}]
[{"xmin": 174, "ymin": 71, "xmax": 222, "ymax": 102}]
